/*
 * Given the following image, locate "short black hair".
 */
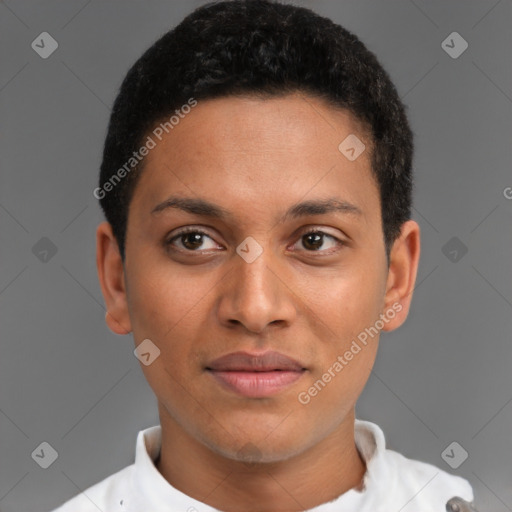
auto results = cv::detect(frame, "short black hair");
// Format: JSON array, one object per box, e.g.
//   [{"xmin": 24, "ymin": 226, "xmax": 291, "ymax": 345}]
[{"xmin": 97, "ymin": 0, "xmax": 413, "ymax": 262}]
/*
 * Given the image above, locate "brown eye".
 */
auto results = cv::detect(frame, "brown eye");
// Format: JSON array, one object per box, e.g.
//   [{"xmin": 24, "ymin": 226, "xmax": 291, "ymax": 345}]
[
  {"xmin": 302, "ymin": 232, "xmax": 324, "ymax": 251},
  {"xmin": 295, "ymin": 229, "xmax": 344, "ymax": 253},
  {"xmin": 180, "ymin": 232, "xmax": 205, "ymax": 250},
  {"xmin": 166, "ymin": 228, "xmax": 219, "ymax": 252}
]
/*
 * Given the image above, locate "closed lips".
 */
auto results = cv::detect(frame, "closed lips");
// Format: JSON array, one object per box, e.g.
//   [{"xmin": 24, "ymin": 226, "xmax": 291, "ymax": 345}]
[{"xmin": 206, "ymin": 350, "xmax": 306, "ymax": 372}]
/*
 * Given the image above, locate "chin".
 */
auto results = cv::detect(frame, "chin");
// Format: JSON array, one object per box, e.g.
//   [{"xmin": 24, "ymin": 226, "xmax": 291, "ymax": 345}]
[{"xmin": 203, "ymin": 425, "xmax": 310, "ymax": 465}]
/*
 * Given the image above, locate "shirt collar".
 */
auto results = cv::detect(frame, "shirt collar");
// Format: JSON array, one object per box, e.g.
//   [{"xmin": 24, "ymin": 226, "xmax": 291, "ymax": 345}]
[{"xmin": 126, "ymin": 419, "xmax": 389, "ymax": 511}]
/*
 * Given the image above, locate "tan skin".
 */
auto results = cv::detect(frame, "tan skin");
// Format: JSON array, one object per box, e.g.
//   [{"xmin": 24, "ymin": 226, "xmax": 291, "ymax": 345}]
[{"xmin": 97, "ymin": 93, "xmax": 420, "ymax": 512}]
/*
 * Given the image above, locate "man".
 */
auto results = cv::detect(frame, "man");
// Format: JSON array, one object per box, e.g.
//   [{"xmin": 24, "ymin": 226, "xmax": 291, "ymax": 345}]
[{"xmin": 52, "ymin": 0, "xmax": 476, "ymax": 510}]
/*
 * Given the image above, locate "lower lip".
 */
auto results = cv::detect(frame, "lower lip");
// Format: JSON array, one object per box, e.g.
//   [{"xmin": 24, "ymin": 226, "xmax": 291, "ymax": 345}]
[{"xmin": 208, "ymin": 370, "xmax": 305, "ymax": 398}]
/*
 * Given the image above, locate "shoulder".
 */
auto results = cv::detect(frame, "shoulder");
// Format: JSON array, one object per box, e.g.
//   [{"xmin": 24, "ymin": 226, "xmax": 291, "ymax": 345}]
[
  {"xmin": 383, "ymin": 448, "xmax": 474, "ymax": 510},
  {"xmin": 49, "ymin": 425, "xmax": 161, "ymax": 512},
  {"xmin": 49, "ymin": 465, "xmax": 134, "ymax": 512},
  {"xmin": 355, "ymin": 420, "xmax": 474, "ymax": 511}
]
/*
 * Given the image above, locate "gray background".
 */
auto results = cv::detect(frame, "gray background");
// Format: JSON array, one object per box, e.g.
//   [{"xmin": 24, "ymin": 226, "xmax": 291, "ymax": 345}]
[{"xmin": 1, "ymin": 1, "xmax": 511, "ymax": 511}]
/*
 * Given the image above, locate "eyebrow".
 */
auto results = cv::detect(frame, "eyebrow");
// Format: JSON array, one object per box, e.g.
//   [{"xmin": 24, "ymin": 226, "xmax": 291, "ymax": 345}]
[{"xmin": 151, "ymin": 195, "xmax": 362, "ymax": 222}]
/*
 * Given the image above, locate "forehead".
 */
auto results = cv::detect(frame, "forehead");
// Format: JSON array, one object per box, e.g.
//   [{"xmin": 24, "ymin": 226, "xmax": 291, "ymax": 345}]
[{"xmin": 130, "ymin": 94, "xmax": 379, "ymax": 226}]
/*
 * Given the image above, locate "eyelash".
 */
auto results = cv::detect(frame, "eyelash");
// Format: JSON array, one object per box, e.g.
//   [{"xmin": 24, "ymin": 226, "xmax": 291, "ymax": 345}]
[{"xmin": 165, "ymin": 226, "xmax": 345, "ymax": 254}]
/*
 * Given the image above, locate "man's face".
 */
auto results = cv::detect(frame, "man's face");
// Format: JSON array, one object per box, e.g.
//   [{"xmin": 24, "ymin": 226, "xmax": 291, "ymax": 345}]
[{"xmin": 121, "ymin": 93, "xmax": 393, "ymax": 462}]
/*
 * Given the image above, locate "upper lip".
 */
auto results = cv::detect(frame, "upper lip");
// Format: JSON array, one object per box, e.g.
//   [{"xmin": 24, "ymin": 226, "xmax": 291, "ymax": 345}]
[{"xmin": 206, "ymin": 351, "xmax": 305, "ymax": 372}]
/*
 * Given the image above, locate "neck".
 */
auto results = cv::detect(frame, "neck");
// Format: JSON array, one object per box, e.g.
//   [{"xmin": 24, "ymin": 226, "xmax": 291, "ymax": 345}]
[{"xmin": 155, "ymin": 406, "xmax": 366, "ymax": 512}]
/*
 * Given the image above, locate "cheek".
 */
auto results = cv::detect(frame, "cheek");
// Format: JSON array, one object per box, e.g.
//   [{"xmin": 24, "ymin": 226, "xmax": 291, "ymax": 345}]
[
  {"xmin": 298, "ymin": 277, "xmax": 381, "ymax": 420},
  {"xmin": 300, "ymin": 255, "xmax": 384, "ymax": 398},
  {"xmin": 126, "ymin": 270, "xmax": 208, "ymax": 409},
  {"xmin": 126, "ymin": 260, "xmax": 209, "ymax": 339},
  {"xmin": 126, "ymin": 262, "xmax": 217, "ymax": 386},
  {"xmin": 315, "ymin": 262, "xmax": 386, "ymax": 341}
]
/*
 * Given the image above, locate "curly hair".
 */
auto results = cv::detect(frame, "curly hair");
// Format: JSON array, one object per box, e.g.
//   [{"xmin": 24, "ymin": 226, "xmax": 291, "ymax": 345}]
[{"xmin": 98, "ymin": 0, "xmax": 414, "ymax": 262}]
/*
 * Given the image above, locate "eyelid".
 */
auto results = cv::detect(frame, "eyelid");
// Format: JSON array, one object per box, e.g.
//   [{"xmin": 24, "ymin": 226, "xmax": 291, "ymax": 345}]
[{"xmin": 296, "ymin": 225, "xmax": 345, "ymax": 239}]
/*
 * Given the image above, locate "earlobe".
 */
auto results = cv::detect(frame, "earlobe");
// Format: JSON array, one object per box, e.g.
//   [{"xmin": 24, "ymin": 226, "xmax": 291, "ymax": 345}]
[
  {"xmin": 381, "ymin": 220, "xmax": 421, "ymax": 332},
  {"xmin": 105, "ymin": 311, "xmax": 132, "ymax": 335},
  {"xmin": 96, "ymin": 222, "xmax": 132, "ymax": 335}
]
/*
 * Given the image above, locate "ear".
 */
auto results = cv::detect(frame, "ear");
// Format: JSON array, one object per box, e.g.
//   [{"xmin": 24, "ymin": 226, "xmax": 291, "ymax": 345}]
[
  {"xmin": 381, "ymin": 219, "xmax": 421, "ymax": 332},
  {"xmin": 96, "ymin": 222, "xmax": 132, "ymax": 335}
]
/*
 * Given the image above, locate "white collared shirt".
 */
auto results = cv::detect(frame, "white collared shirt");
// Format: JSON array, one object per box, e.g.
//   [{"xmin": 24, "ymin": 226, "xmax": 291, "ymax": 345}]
[{"xmin": 50, "ymin": 419, "xmax": 473, "ymax": 512}]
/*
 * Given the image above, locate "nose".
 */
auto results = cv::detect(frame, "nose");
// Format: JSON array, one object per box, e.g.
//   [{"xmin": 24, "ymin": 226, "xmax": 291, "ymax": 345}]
[{"xmin": 216, "ymin": 247, "xmax": 297, "ymax": 334}]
